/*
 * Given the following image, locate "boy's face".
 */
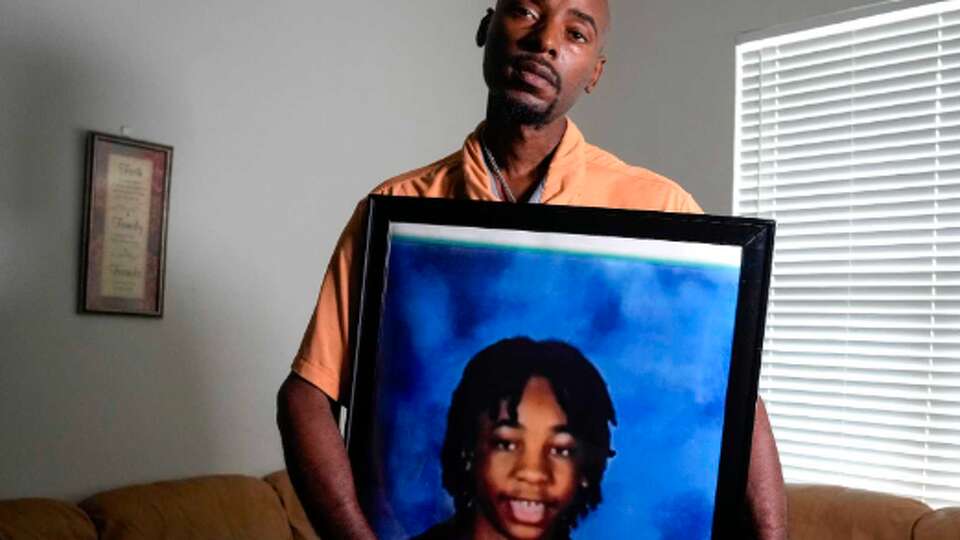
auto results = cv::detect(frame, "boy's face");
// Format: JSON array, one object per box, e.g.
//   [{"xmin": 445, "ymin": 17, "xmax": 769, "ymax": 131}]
[{"xmin": 473, "ymin": 376, "xmax": 581, "ymax": 539}]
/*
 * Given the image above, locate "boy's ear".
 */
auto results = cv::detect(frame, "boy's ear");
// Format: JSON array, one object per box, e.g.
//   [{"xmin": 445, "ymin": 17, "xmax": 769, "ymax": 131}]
[{"xmin": 476, "ymin": 8, "xmax": 494, "ymax": 47}]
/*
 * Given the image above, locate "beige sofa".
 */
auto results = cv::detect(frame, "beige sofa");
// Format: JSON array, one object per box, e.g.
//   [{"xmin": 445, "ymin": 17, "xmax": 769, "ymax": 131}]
[
  {"xmin": 1, "ymin": 472, "xmax": 958, "ymax": 539},
  {"xmin": 787, "ymin": 484, "xmax": 960, "ymax": 539},
  {"xmin": 0, "ymin": 472, "xmax": 317, "ymax": 540}
]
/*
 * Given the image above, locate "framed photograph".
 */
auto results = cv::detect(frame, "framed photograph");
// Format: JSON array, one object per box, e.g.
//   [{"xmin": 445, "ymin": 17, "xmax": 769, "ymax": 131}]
[
  {"xmin": 347, "ymin": 195, "xmax": 774, "ymax": 539},
  {"xmin": 80, "ymin": 132, "xmax": 173, "ymax": 317}
]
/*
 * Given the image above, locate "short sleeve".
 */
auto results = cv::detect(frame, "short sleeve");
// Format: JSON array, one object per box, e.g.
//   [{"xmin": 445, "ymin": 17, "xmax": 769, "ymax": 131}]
[
  {"xmin": 679, "ymin": 191, "xmax": 704, "ymax": 215},
  {"xmin": 291, "ymin": 200, "xmax": 367, "ymax": 401}
]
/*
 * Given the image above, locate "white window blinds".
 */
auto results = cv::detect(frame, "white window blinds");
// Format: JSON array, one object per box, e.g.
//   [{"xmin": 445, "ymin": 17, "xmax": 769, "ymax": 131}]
[{"xmin": 735, "ymin": 1, "xmax": 960, "ymax": 508}]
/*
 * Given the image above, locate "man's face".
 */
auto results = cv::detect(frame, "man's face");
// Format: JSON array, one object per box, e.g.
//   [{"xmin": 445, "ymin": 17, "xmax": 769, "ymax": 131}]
[
  {"xmin": 481, "ymin": 0, "xmax": 609, "ymax": 126},
  {"xmin": 474, "ymin": 376, "xmax": 581, "ymax": 539}
]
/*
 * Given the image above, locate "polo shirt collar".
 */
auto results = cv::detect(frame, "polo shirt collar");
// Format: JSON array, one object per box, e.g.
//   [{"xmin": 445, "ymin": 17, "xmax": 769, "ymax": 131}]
[{"xmin": 461, "ymin": 118, "xmax": 586, "ymax": 205}]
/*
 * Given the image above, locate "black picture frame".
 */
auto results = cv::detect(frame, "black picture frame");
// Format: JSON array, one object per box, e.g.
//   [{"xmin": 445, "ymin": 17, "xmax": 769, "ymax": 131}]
[{"xmin": 347, "ymin": 195, "xmax": 774, "ymax": 539}]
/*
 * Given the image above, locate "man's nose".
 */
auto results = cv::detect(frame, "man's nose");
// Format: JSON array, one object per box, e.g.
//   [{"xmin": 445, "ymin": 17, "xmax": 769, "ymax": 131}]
[{"xmin": 519, "ymin": 19, "xmax": 560, "ymax": 58}]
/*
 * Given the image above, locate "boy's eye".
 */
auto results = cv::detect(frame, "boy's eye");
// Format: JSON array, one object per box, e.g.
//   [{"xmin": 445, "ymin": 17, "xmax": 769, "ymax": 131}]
[
  {"xmin": 569, "ymin": 29, "xmax": 588, "ymax": 43},
  {"xmin": 494, "ymin": 439, "xmax": 518, "ymax": 451},
  {"xmin": 550, "ymin": 446, "xmax": 575, "ymax": 458}
]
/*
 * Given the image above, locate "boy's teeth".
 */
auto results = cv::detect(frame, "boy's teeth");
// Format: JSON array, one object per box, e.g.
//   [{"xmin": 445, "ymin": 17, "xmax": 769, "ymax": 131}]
[{"xmin": 509, "ymin": 499, "xmax": 545, "ymax": 523}]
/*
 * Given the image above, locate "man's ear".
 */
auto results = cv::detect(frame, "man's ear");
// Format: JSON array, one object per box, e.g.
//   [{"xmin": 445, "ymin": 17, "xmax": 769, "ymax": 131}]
[
  {"xmin": 585, "ymin": 55, "xmax": 607, "ymax": 94},
  {"xmin": 476, "ymin": 8, "xmax": 494, "ymax": 47}
]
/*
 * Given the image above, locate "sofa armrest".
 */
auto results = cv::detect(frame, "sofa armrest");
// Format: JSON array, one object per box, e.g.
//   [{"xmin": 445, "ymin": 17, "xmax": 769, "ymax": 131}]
[
  {"xmin": 787, "ymin": 483, "xmax": 931, "ymax": 540},
  {"xmin": 264, "ymin": 470, "xmax": 321, "ymax": 540},
  {"xmin": 79, "ymin": 474, "xmax": 293, "ymax": 540},
  {"xmin": 0, "ymin": 498, "xmax": 97, "ymax": 540},
  {"xmin": 913, "ymin": 506, "xmax": 960, "ymax": 540}
]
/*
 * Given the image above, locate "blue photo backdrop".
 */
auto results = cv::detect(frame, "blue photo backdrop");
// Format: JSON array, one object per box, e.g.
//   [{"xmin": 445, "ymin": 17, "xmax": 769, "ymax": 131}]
[{"xmin": 368, "ymin": 231, "xmax": 741, "ymax": 539}]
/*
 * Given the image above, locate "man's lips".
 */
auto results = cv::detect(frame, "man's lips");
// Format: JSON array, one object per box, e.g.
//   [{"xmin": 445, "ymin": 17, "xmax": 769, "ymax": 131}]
[
  {"xmin": 511, "ymin": 58, "xmax": 560, "ymax": 92},
  {"xmin": 517, "ymin": 69, "xmax": 555, "ymax": 92}
]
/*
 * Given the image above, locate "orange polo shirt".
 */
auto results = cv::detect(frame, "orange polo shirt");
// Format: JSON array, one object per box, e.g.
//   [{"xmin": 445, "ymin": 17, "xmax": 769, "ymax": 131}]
[{"xmin": 292, "ymin": 119, "xmax": 702, "ymax": 401}]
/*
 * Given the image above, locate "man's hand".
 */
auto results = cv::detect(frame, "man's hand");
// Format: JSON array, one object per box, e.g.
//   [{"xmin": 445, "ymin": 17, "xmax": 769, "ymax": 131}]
[
  {"xmin": 747, "ymin": 397, "xmax": 789, "ymax": 540},
  {"xmin": 277, "ymin": 373, "xmax": 376, "ymax": 540}
]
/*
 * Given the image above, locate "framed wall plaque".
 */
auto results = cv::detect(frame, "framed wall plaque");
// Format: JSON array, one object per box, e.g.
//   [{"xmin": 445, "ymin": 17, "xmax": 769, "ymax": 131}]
[
  {"xmin": 80, "ymin": 132, "xmax": 173, "ymax": 317},
  {"xmin": 346, "ymin": 196, "xmax": 775, "ymax": 539}
]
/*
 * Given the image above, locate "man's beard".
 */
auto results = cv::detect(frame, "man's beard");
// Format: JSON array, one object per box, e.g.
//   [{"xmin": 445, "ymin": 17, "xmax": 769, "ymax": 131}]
[{"xmin": 490, "ymin": 90, "xmax": 559, "ymax": 127}]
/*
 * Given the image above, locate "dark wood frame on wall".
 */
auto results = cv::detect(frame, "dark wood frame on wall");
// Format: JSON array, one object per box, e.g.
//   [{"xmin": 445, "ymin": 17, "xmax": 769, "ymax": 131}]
[
  {"xmin": 80, "ymin": 132, "xmax": 173, "ymax": 317},
  {"xmin": 345, "ymin": 195, "xmax": 776, "ymax": 539}
]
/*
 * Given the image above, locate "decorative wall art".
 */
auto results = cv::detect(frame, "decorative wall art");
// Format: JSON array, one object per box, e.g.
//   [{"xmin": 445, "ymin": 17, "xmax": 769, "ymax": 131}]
[{"xmin": 80, "ymin": 132, "xmax": 172, "ymax": 316}]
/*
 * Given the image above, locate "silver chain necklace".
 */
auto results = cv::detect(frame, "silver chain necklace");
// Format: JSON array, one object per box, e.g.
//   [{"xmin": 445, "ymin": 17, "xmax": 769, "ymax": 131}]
[{"xmin": 479, "ymin": 131, "xmax": 518, "ymax": 203}]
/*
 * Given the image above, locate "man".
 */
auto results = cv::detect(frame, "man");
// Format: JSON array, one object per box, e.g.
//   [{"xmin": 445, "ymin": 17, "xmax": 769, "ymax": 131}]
[{"xmin": 277, "ymin": 1, "xmax": 788, "ymax": 539}]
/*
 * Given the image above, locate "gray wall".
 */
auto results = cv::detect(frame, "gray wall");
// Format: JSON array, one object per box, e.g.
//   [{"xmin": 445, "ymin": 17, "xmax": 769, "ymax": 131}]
[
  {"xmin": 577, "ymin": 0, "xmax": 877, "ymax": 213},
  {"xmin": 0, "ymin": 0, "xmax": 873, "ymax": 500}
]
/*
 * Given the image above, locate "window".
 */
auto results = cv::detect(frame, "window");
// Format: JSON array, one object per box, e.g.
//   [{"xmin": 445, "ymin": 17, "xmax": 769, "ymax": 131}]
[{"xmin": 735, "ymin": 1, "xmax": 960, "ymax": 508}]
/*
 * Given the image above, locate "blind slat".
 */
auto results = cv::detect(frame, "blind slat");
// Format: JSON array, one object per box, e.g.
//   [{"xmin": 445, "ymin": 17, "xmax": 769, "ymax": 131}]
[{"xmin": 736, "ymin": 0, "xmax": 960, "ymax": 508}]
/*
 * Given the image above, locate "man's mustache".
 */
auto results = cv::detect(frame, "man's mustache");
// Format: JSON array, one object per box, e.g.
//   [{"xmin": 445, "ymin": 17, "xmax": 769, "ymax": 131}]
[{"xmin": 511, "ymin": 54, "xmax": 562, "ymax": 91}]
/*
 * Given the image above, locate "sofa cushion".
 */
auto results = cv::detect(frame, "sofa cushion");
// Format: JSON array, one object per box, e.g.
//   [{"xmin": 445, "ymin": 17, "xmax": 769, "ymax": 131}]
[
  {"xmin": 787, "ymin": 483, "xmax": 931, "ymax": 540},
  {"xmin": 0, "ymin": 498, "xmax": 97, "ymax": 540},
  {"xmin": 913, "ymin": 507, "xmax": 960, "ymax": 540},
  {"xmin": 263, "ymin": 471, "xmax": 321, "ymax": 540},
  {"xmin": 78, "ymin": 474, "xmax": 293, "ymax": 540}
]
